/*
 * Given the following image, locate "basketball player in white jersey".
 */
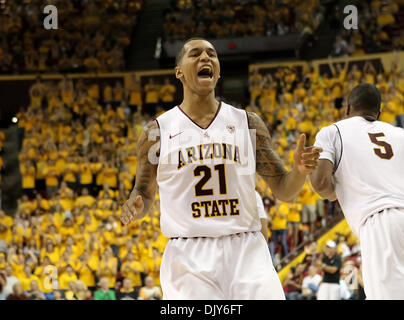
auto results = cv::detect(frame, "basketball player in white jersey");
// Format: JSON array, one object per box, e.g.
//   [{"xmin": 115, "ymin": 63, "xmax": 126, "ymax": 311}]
[
  {"xmin": 121, "ymin": 38, "xmax": 322, "ymax": 299},
  {"xmin": 310, "ymin": 83, "xmax": 404, "ymax": 300}
]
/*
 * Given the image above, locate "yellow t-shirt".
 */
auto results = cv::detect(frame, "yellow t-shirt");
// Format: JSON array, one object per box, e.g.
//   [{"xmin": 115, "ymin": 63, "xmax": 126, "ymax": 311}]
[
  {"xmin": 40, "ymin": 248, "xmax": 60, "ymax": 265},
  {"xmin": 299, "ymin": 183, "xmax": 317, "ymax": 205},
  {"xmin": 121, "ymin": 260, "xmax": 144, "ymax": 287},
  {"xmin": 75, "ymin": 195, "xmax": 95, "ymax": 208},
  {"xmin": 19, "ymin": 274, "xmax": 40, "ymax": 291},
  {"xmin": 103, "ymin": 167, "xmax": 118, "ymax": 188},
  {"xmin": 79, "ymin": 163, "xmax": 93, "ymax": 184},
  {"xmin": 287, "ymin": 203, "xmax": 302, "ymax": 223},
  {"xmin": 159, "ymin": 84, "xmax": 176, "ymax": 103},
  {"xmin": 34, "ymin": 266, "xmax": 54, "ymax": 293},
  {"xmin": 77, "ymin": 257, "xmax": 98, "ymax": 288},
  {"xmin": 58, "ymin": 272, "xmax": 78, "ymax": 290},
  {"xmin": 104, "ymin": 86, "xmax": 113, "ymax": 102},
  {"xmin": 20, "ymin": 164, "xmax": 36, "ymax": 189},
  {"xmin": 98, "ymin": 258, "xmax": 117, "ymax": 288},
  {"xmin": 63, "ymin": 163, "xmax": 79, "ymax": 183},
  {"xmin": 145, "ymin": 84, "xmax": 159, "ymax": 104},
  {"xmin": 129, "ymin": 89, "xmax": 142, "ymax": 106},
  {"xmin": 271, "ymin": 204, "xmax": 288, "ymax": 230},
  {"xmin": 43, "ymin": 165, "xmax": 60, "ymax": 187},
  {"xmin": 144, "ymin": 256, "xmax": 162, "ymax": 286}
]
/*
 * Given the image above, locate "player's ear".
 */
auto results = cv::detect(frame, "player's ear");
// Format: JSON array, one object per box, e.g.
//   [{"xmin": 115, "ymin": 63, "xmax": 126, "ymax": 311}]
[
  {"xmin": 175, "ymin": 66, "xmax": 183, "ymax": 80},
  {"xmin": 376, "ymin": 110, "xmax": 381, "ymax": 120}
]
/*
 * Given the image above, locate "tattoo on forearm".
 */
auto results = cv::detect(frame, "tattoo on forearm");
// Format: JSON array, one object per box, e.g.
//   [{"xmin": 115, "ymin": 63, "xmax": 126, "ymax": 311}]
[
  {"xmin": 247, "ymin": 112, "xmax": 287, "ymax": 178},
  {"xmin": 130, "ymin": 121, "xmax": 159, "ymax": 203}
]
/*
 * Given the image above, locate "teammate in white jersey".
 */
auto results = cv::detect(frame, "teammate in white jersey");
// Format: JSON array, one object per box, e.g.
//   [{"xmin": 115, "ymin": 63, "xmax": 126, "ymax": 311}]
[
  {"xmin": 310, "ymin": 83, "xmax": 404, "ymax": 300},
  {"xmin": 121, "ymin": 38, "xmax": 322, "ymax": 299}
]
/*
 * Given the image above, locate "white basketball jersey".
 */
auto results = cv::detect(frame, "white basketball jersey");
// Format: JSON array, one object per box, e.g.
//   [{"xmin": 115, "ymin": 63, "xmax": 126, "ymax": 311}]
[
  {"xmin": 156, "ymin": 102, "xmax": 260, "ymax": 238},
  {"xmin": 314, "ymin": 116, "xmax": 404, "ymax": 236}
]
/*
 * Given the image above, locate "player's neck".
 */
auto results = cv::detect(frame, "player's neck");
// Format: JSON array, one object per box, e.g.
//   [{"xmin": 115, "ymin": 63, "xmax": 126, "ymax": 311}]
[
  {"xmin": 350, "ymin": 111, "xmax": 378, "ymax": 121},
  {"xmin": 180, "ymin": 91, "xmax": 219, "ymax": 118}
]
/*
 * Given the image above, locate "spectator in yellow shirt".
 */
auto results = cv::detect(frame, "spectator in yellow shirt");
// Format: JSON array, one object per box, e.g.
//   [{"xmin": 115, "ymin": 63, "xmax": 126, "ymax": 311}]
[
  {"xmin": 75, "ymin": 188, "xmax": 95, "ymax": 209},
  {"xmin": 78, "ymin": 157, "xmax": 93, "ymax": 192},
  {"xmin": 20, "ymin": 159, "xmax": 36, "ymax": 199},
  {"xmin": 58, "ymin": 264, "xmax": 78, "ymax": 291},
  {"xmin": 270, "ymin": 201, "xmax": 289, "ymax": 258},
  {"xmin": 63, "ymin": 156, "xmax": 79, "ymax": 190},
  {"xmin": 97, "ymin": 248, "xmax": 117, "ymax": 289},
  {"xmin": 92, "ymin": 155, "xmax": 105, "ymax": 195},
  {"xmin": 128, "ymin": 76, "xmax": 142, "ymax": 113},
  {"xmin": 32, "ymin": 193, "xmax": 50, "ymax": 212},
  {"xmin": 59, "ymin": 218, "xmax": 76, "ymax": 243},
  {"xmin": 300, "ymin": 182, "xmax": 318, "ymax": 233},
  {"xmin": 103, "ymin": 161, "xmax": 119, "ymax": 190},
  {"xmin": 144, "ymin": 78, "xmax": 159, "ymax": 115},
  {"xmin": 77, "ymin": 251, "xmax": 98, "ymax": 291},
  {"xmin": 34, "ymin": 256, "xmax": 57, "ymax": 296},
  {"xmin": 159, "ymin": 78, "xmax": 176, "ymax": 110},
  {"xmin": 103, "ymin": 83, "xmax": 113, "ymax": 104},
  {"xmin": 120, "ymin": 252, "xmax": 144, "ymax": 290},
  {"xmin": 40, "ymin": 241, "xmax": 60, "ymax": 265},
  {"xmin": 19, "ymin": 265, "xmax": 40, "ymax": 291},
  {"xmin": 144, "ymin": 247, "xmax": 162, "ymax": 286},
  {"xmin": 43, "ymin": 159, "xmax": 60, "ymax": 198}
]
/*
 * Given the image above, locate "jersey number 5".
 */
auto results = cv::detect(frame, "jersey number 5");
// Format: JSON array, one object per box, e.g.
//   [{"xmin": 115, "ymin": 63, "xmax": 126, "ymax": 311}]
[
  {"xmin": 368, "ymin": 133, "xmax": 394, "ymax": 160},
  {"xmin": 194, "ymin": 164, "xmax": 227, "ymax": 196}
]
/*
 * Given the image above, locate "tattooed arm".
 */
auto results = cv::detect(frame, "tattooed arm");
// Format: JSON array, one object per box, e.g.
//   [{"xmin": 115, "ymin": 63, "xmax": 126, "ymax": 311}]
[
  {"xmin": 121, "ymin": 121, "xmax": 160, "ymax": 224},
  {"xmin": 247, "ymin": 112, "xmax": 321, "ymax": 202}
]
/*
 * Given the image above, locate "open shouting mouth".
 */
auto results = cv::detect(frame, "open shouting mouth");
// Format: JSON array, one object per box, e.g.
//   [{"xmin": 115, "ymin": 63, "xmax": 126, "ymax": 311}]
[{"xmin": 197, "ymin": 66, "xmax": 213, "ymax": 79}]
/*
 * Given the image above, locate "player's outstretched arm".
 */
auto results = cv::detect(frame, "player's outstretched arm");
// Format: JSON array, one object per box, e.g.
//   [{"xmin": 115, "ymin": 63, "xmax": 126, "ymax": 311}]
[
  {"xmin": 121, "ymin": 120, "xmax": 159, "ymax": 225},
  {"xmin": 247, "ymin": 112, "xmax": 322, "ymax": 202},
  {"xmin": 309, "ymin": 159, "xmax": 337, "ymax": 201}
]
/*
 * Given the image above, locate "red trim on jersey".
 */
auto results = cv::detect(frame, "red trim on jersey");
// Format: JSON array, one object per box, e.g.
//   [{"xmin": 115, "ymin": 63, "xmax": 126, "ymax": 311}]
[
  {"xmin": 245, "ymin": 110, "xmax": 250, "ymax": 129},
  {"xmin": 177, "ymin": 101, "xmax": 222, "ymax": 130}
]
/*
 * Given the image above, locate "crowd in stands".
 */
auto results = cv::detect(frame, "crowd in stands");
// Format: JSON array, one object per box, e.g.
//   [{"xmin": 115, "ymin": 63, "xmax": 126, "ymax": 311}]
[
  {"xmin": 163, "ymin": 0, "xmax": 325, "ymax": 40},
  {"xmin": 332, "ymin": 0, "xmax": 404, "ymax": 56},
  {"xmin": 0, "ymin": 74, "xmax": 174, "ymax": 300},
  {"xmin": 0, "ymin": 0, "xmax": 143, "ymax": 74},
  {"xmin": 282, "ymin": 233, "xmax": 365, "ymax": 300}
]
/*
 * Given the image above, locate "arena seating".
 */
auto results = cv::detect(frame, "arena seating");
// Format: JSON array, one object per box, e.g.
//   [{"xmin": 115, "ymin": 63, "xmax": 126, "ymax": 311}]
[{"xmin": 0, "ymin": 0, "xmax": 143, "ymax": 74}]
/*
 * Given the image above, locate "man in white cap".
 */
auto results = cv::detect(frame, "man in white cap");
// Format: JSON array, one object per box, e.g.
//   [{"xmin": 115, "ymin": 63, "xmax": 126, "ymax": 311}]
[{"xmin": 316, "ymin": 240, "xmax": 342, "ymax": 300}]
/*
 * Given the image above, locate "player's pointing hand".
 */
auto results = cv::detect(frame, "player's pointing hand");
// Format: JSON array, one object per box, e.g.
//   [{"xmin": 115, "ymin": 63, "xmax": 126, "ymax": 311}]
[
  {"xmin": 294, "ymin": 134, "xmax": 323, "ymax": 175},
  {"xmin": 120, "ymin": 195, "xmax": 144, "ymax": 225}
]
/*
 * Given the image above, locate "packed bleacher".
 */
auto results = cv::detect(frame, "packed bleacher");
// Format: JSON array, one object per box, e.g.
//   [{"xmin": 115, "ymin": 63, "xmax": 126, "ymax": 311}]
[
  {"xmin": 0, "ymin": 76, "xmax": 170, "ymax": 300},
  {"xmin": 0, "ymin": 0, "xmax": 143, "ymax": 74},
  {"xmin": 332, "ymin": 0, "xmax": 404, "ymax": 56},
  {"xmin": 163, "ymin": 0, "xmax": 325, "ymax": 40}
]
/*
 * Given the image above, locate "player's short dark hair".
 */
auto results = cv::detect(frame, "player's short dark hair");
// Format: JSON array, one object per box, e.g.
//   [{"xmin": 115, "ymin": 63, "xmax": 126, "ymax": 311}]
[
  {"xmin": 348, "ymin": 83, "xmax": 381, "ymax": 114},
  {"xmin": 175, "ymin": 37, "xmax": 211, "ymax": 66}
]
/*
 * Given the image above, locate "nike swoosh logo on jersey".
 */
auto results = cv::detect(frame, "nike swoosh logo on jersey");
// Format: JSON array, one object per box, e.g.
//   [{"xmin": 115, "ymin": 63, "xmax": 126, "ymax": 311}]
[{"xmin": 169, "ymin": 132, "xmax": 183, "ymax": 139}]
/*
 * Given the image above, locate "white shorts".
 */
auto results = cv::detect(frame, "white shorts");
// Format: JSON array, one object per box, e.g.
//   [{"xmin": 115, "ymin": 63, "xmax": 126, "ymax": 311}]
[
  {"xmin": 160, "ymin": 231, "xmax": 286, "ymax": 300},
  {"xmin": 317, "ymin": 283, "xmax": 341, "ymax": 300},
  {"xmin": 359, "ymin": 207, "xmax": 404, "ymax": 300}
]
